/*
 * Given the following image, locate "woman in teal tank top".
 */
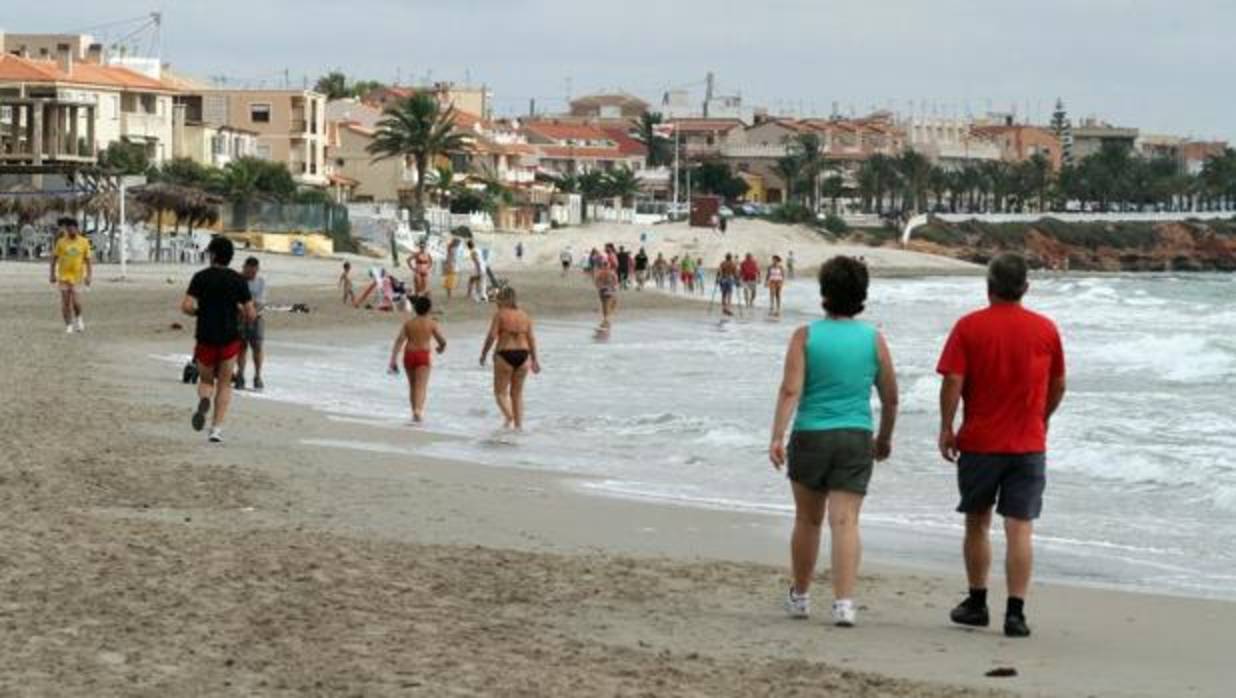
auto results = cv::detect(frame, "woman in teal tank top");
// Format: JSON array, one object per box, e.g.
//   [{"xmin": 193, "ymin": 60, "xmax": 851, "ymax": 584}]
[{"xmin": 768, "ymin": 256, "xmax": 899, "ymax": 627}]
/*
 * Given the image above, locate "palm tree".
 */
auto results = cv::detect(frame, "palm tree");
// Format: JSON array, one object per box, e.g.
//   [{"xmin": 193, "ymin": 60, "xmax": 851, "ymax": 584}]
[
  {"xmin": 928, "ymin": 166, "xmax": 950, "ymax": 212},
  {"xmin": 820, "ymin": 174, "xmax": 846, "ymax": 214},
  {"xmin": 214, "ymin": 159, "xmax": 259, "ymax": 231},
  {"xmin": 428, "ymin": 164, "xmax": 456, "ymax": 208},
  {"xmin": 788, "ymin": 133, "xmax": 825, "ymax": 211},
  {"xmin": 896, "ymin": 150, "xmax": 932, "ymax": 214},
  {"xmin": 602, "ymin": 167, "xmax": 643, "ymax": 207},
  {"xmin": 774, "ymin": 154, "xmax": 806, "ymax": 206},
  {"xmin": 368, "ymin": 94, "xmax": 472, "ymax": 261},
  {"xmin": 314, "ymin": 71, "xmax": 350, "ymax": 100},
  {"xmin": 1022, "ymin": 153, "xmax": 1052, "ymax": 212},
  {"xmin": 634, "ymin": 112, "xmax": 672, "ymax": 168}
]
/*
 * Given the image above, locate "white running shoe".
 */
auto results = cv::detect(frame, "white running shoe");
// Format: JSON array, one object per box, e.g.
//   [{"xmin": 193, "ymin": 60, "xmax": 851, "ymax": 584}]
[
  {"xmin": 832, "ymin": 599, "xmax": 857, "ymax": 627},
  {"xmin": 73, "ymin": 317, "xmax": 84, "ymax": 332},
  {"xmin": 208, "ymin": 427, "xmax": 223, "ymax": 443},
  {"xmin": 785, "ymin": 588, "xmax": 810, "ymax": 619},
  {"xmin": 65, "ymin": 324, "xmax": 75, "ymax": 334}
]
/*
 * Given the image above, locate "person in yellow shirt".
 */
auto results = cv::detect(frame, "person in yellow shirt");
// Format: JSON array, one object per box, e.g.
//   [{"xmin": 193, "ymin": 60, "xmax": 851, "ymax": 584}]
[{"xmin": 49, "ymin": 218, "xmax": 92, "ymax": 333}]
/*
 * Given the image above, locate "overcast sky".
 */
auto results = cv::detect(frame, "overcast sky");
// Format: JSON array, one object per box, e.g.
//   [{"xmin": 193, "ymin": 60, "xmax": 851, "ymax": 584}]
[{"xmin": 8, "ymin": 1, "xmax": 1235, "ymax": 140}]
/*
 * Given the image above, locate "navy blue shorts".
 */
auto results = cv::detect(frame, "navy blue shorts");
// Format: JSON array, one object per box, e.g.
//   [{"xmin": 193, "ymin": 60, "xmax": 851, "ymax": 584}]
[{"xmin": 956, "ymin": 453, "xmax": 1046, "ymax": 520}]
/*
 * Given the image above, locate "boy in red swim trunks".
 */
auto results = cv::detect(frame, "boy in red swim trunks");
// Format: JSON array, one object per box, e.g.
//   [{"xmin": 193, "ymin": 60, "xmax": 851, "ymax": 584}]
[
  {"xmin": 181, "ymin": 237, "xmax": 256, "ymax": 443},
  {"xmin": 389, "ymin": 295, "xmax": 447, "ymax": 424}
]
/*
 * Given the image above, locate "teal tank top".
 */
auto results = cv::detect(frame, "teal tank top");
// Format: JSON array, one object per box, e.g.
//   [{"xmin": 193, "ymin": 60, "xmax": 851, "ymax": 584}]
[{"xmin": 793, "ymin": 319, "xmax": 879, "ymax": 432}]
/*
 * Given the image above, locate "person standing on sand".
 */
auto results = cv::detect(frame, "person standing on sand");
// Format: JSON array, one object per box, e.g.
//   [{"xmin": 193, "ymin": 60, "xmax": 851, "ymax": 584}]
[
  {"xmin": 480, "ymin": 287, "xmax": 541, "ymax": 430},
  {"xmin": 717, "ymin": 254, "xmax": 739, "ymax": 316},
  {"xmin": 515, "ymin": 240, "xmax": 524, "ymax": 263},
  {"xmin": 234, "ymin": 257, "xmax": 267, "ymax": 391},
  {"xmin": 409, "ymin": 240, "xmax": 433, "ymax": 297},
  {"xmin": 937, "ymin": 253, "xmax": 1066, "ymax": 639},
  {"xmin": 181, "ymin": 237, "xmax": 256, "ymax": 444},
  {"xmin": 339, "ymin": 261, "xmax": 355, "ymax": 305},
  {"xmin": 652, "ymin": 252, "xmax": 668, "ymax": 289},
  {"xmin": 594, "ymin": 258, "xmax": 620, "ymax": 328},
  {"xmin": 694, "ymin": 257, "xmax": 706, "ymax": 295},
  {"xmin": 787, "ymin": 250, "xmax": 796, "ymax": 279},
  {"xmin": 560, "ymin": 246, "xmax": 573, "ymax": 276},
  {"xmin": 668, "ymin": 256, "xmax": 680, "ymax": 293},
  {"xmin": 443, "ymin": 238, "xmax": 461, "ymax": 301},
  {"xmin": 49, "ymin": 218, "xmax": 92, "ymax": 334},
  {"xmin": 616, "ymin": 246, "xmax": 631, "ymax": 290},
  {"xmin": 766, "ymin": 255, "xmax": 786, "ymax": 317},
  {"xmin": 740, "ymin": 252, "xmax": 760, "ymax": 311},
  {"xmin": 389, "ymin": 295, "xmax": 447, "ymax": 424},
  {"xmin": 769, "ymin": 256, "xmax": 899, "ymax": 627}
]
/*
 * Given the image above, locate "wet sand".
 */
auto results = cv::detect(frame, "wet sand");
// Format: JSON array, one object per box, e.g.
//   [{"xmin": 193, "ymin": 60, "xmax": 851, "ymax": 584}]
[{"xmin": 1, "ymin": 255, "xmax": 1230, "ymax": 697}]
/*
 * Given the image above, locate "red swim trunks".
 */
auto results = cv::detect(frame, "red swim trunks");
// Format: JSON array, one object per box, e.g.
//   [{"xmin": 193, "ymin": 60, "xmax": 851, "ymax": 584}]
[
  {"xmin": 194, "ymin": 340, "xmax": 242, "ymax": 368},
  {"xmin": 403, "ymin": 349, "xmax": 432, "ymax": 371}
]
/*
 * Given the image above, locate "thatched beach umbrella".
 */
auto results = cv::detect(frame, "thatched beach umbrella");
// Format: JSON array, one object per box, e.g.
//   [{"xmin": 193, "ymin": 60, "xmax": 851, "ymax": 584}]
[{"xmin": 131, "ymin": 183, "xmax": 223, "ymax": 261}]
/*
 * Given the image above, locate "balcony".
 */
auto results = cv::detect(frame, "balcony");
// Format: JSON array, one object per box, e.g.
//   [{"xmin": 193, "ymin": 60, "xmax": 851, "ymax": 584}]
[{"xmin": 122, "ymin": 111, "xmax": 165, "ymax": 139}]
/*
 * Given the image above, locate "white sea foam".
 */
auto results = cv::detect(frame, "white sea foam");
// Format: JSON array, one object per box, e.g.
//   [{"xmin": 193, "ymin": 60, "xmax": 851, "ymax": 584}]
[{"xmin": 184, "ymin": 272, "xmax": 1236, "ymax": 600}]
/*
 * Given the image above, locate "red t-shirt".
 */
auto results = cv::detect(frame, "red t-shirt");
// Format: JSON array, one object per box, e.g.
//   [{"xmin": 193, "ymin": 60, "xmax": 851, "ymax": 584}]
[
  {"xmin": 739, "ymin": 259, "xmax": 759, "ymax": 281},
  {"xmin": 936, "ymin": 303, "xmax": 1065, "ymax": 454}
]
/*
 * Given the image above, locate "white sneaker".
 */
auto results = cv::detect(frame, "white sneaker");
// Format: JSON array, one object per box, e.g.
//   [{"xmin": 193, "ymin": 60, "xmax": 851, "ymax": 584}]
[
  {"xmin": 785, "ymin": 588, "xmax": 810, "ymax": 619},
  {"xmin": 73, "ymin": 317, "xmax": 84, "ymax": 332},
  {"xmin": 832, "ymin": 599, "xmax": 857, "ymax": 627},
  {"xmin": 208, "ymin": 427, "xmax": 223, "ymax": 443},
  {"xmin": 65, "ymin": 324, "xmax": 75, "ymax": 334}
]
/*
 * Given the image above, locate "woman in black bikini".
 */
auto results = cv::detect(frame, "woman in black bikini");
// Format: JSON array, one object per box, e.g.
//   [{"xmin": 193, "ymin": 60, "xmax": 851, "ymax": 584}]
[{"xmin": 479, "ymin": 287, "xmax": 541, "ymax": 430}]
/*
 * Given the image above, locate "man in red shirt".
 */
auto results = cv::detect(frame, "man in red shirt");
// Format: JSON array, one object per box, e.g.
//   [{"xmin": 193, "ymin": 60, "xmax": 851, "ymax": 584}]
[
  {"xmin": 936, "ymin": 253, "xmax": 1066, "ymax": 638},
  {"xmin": 739, "ymin": 253, "xmax": 760, "ymax": 312}
]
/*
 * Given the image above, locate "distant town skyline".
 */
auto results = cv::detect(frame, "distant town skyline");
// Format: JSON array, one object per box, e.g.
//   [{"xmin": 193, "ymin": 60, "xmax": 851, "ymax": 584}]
[{"xmin": 7, "ymin": 1, "xmax": 1235, "ymax": 141}]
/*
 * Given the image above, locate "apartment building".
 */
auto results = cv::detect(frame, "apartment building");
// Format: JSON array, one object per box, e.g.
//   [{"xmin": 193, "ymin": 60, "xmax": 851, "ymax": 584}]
[
  {"xmin": 521, "ymin": 120, "xmax": 645, "ymax": 175},
  {"xmin": 972, "ymin": 122, "xmax": 1063, "ymax": 171},
  {"xmin": 200, "ymin": 89, "xmax": 328, "ymax": 186},
  {"xmin": 0, "ymin": 51, "xmax": 176, "ymax": 166},
  {"xmin": 1071, "ymin": 119, "xmax": 1139, "ymax": 159}
]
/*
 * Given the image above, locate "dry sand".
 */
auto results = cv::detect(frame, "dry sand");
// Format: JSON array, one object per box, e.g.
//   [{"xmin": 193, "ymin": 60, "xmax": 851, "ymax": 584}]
[{"xmin": 0, "ymin": 254, "xmax": 1230, "ymax": 697}]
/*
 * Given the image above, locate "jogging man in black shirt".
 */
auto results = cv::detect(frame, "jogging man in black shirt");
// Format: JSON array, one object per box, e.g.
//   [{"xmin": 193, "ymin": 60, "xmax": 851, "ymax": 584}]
[{"xmin": 180, "ymin": 237, "xmax": 256, "ymax": 443}]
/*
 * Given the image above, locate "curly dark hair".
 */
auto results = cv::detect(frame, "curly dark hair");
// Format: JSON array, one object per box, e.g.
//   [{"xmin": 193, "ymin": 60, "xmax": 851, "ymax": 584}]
[{"xmin": 818, "ymin": 256, "xmax": 869, "ymax": 317}]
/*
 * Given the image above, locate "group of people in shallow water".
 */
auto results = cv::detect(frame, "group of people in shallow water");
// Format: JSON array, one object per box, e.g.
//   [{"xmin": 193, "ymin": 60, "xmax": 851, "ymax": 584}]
[
  {"xmin": 579, "ymin": 243, "xmax": 798, "ymax": 329},
  {"xmin": 178, "ymin": 235, "xmax": 1065, "ymax": 642}
]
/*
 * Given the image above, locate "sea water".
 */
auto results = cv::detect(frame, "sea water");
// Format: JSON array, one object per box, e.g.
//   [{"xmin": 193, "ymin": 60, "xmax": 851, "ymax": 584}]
[{"xmin": 239, "ymin": 274, "xmax": 1236, "ymax": 600}]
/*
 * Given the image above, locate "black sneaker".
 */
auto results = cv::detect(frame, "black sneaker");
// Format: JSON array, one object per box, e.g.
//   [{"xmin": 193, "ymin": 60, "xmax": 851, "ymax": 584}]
[
  {"xmin": 191, "ymin": 397, "xmax": 210, "ymax": 432},
  {"xmin": 253, "ymin": 376, "xmax": 264, "ymax": 391},
  {"xmin": 950, "ymin": 599, "xmax": 990, "ymax": 627},
  {"xmin": 233, "ymin": 374, "xmax": 245, "ymax": 390},
  {"xmin": 1004, "ymin": 614, "xmax": 1031, "ymax": 638}
]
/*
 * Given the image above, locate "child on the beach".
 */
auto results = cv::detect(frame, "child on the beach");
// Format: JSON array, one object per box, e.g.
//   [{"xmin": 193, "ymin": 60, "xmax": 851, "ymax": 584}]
[
  {"xmin": 388, "ymin": 296, "xmax": 447, "ymax": 424},
  {"xmin": 339, "ymin": 262, "xmax": 355, "ymax": 305}
]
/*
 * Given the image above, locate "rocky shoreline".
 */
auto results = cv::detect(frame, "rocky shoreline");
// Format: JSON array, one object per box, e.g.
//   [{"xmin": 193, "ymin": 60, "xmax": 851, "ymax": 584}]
[{"xmin": 899, "ymin": 217, "xmax": 1236, "ymax": 272}]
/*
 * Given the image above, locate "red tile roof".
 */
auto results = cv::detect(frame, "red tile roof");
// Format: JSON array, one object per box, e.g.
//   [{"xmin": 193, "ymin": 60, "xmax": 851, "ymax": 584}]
[
  {"xmin": 0, "ymin": 54, "xmax": 170, "ymax": 91},
  {"xmin": 522, "ymin": 121, "xmax": 613, "ymax": 142},
  {"xmin": 600, "ymin": 127, "xmax": 648, "ymax": 157}
]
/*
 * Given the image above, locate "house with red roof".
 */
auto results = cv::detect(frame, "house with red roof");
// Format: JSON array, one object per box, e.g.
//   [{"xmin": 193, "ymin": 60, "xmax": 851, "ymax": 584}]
[
  {"xmin": 520, "ymin": 119, "xmax": 645, "ymax": 175},
  {"xmin": 0, "ymin": 50, "xmax": 179, "ymax": 166}
]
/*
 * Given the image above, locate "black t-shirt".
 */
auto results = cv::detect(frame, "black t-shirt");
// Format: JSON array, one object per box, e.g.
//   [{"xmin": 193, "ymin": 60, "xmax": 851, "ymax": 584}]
[
  {"xmin": 187, "ymin": 266, "xmax": 252, "ymax": 345},
  {"xmin": 635, "ymin": 252, "xmax": 648, "ymax": 271}
]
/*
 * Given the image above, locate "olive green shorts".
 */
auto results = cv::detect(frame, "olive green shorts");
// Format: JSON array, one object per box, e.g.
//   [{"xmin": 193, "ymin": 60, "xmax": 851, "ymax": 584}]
[{"xmin": 787, "ymin": 429, "xmax": 875, "ymax": 495}]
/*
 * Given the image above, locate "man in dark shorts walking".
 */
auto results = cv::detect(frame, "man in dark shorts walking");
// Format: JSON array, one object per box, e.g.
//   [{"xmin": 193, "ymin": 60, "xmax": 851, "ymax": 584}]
[
  {"xmin": 937, "ymin": 253, "xmax": 1066, "ymax": 638},
  {"xmin": 234, "ymin": 256, "xmax": 267, "ymax": 391},
  {"xmin": 181, "ymin": 237, "xmax": 257, "ymax": 443}
]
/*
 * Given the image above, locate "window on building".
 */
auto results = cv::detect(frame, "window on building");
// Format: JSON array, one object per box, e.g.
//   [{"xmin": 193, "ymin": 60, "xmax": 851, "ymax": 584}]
[{"xmin": 250, "ymin": 104, "xmax": 272, "ymax": 123}]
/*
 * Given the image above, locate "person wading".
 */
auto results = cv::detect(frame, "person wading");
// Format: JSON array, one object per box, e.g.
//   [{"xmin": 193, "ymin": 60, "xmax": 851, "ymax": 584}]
[{"xmin": 769, "ymin": 256, "xmax": 899, "ymax": 627}]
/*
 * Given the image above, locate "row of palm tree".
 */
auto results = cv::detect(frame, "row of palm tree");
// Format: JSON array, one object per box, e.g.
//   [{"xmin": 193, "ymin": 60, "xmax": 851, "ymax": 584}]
[{"xmin": 848, "ymin": 145, "xmax": 1236, "ymax": 217}]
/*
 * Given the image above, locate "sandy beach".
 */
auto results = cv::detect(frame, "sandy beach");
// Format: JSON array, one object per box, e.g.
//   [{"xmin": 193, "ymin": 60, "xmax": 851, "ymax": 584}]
[{"xmin": 1, "ymin": 248, "xmax": 1231, "ymax": 697}]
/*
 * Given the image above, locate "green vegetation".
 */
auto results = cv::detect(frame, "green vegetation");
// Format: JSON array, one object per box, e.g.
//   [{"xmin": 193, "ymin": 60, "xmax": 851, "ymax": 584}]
[
  {"xmin": 634, "ymin": 112, "xmax": 671, "ymax": 168},
  {"xmin": 314, "ymin": 71, "xmax": 388, "ymax": 100},
  {"xmin": 854, "ymin": 144, "xmax": 1236, "ymax": 216}
]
